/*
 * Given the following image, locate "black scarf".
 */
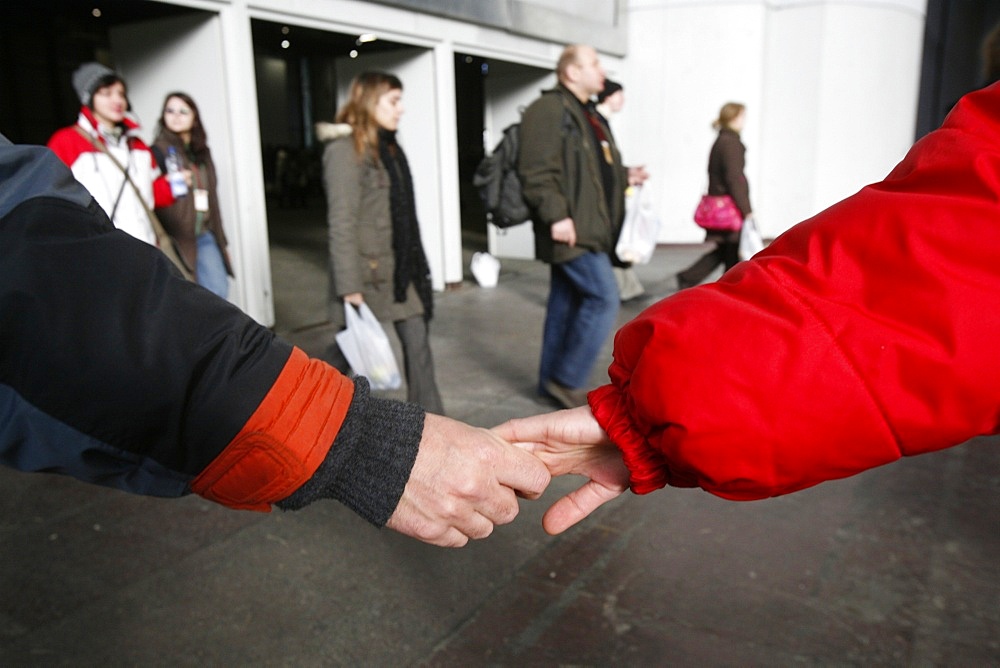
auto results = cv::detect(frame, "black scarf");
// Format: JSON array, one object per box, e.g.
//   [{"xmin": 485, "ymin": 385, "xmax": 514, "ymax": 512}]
[{"xmin": 377, "ymin": 128, "xmax": 434, "ymax": 320}]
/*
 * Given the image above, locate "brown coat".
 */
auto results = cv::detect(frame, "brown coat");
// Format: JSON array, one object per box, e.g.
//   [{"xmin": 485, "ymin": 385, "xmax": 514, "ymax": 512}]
[
  {"xmin": 707, "ymin": 128, "xmax": 752, "ymax": 217},
  {"xmin": 317, "ymin": 123, "xmax": 424, "ymax": 328},
  {"xmin": 152, "ymin": 132, "xmax": 233, "ymax": 277}
]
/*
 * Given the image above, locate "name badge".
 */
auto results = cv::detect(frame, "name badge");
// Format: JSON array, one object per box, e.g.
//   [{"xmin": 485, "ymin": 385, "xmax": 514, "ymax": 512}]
[
  {"xmin": 194, "ymin": 188, "xmax": 209, "ymax": 212},
  {"xmin": 600, "ymin": 140, "xmax": 613, "ymax": 165}
]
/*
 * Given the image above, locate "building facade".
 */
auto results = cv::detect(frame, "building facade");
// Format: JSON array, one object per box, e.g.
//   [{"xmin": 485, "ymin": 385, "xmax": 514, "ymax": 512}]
[{"xmin": 4, "ymin": 0, "xmax": 993, "ymax": 326}]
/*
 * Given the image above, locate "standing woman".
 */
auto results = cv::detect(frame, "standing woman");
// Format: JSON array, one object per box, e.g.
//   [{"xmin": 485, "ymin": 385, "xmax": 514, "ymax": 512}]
[
  {"xmin": 47, "ymin": 62, "xmax": 172, "ymax": 246},
  {"xmin": 676, "ymin": 102, "xmax": 753, "ymax": 289},
  {"xmin": 153, "ymin": 92, "xmax": 234, "ymax": 298},
  {"xmin": 316, "ymin": 72, "xmax": 443, "ymax": 414}
]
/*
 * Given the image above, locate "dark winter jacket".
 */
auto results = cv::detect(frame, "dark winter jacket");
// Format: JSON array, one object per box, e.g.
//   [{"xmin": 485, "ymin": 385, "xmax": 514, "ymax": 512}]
[
  {"xmin": 0, "ymin": 136, "xmax": 421, "ymax": 525},
  {"xmin": 518, "ymin": 84, "xmax": 628, "ymax": 264}
]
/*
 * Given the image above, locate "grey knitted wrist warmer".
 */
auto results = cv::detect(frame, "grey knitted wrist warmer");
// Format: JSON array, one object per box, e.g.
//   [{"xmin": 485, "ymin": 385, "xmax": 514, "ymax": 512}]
[{"xmin": 276, "ymin": 377, "xmax": 425, "ymax": 526}]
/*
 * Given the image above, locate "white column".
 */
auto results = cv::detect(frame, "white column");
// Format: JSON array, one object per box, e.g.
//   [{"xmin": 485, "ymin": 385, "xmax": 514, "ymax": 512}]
[
  {"xmin": 432, "ymin": 41, "xmax": 464, "ymax": 288},
  {"xmin": 217, "ymin": 1, "xmax": 275, "ymax": 326}
]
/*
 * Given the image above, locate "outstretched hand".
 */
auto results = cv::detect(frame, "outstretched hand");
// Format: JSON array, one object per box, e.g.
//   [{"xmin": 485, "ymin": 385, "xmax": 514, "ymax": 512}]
[
  {"xmin": 387, "ymin": 413, "xmax": 551, "ymax": 548},
  {"xmin": 493, "ymin": 407, "xmax": 630, "ymax": 535}
]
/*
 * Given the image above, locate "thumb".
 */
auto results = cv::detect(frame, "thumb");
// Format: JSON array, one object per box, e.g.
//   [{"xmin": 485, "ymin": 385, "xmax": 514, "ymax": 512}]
[{"xmin": 541, "ymin": 479, "xmax": 627, "ymax": 535}]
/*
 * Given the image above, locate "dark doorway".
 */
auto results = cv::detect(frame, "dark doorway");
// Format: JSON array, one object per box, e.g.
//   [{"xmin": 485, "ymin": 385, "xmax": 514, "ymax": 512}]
[
  {"xmin": 454, "ymin": 53, "xmax": 489, "ymax": 249},
  {"xmin": 250, "ymin": 19, "xmax": 411, "ymax": 208},
  {"xmin": 0, "ymin": 0, "xmax": 197, "ymax": 145},
  {"xmin": 916, "ymin": 0, "xmax": 1000, "ymax": 137}
]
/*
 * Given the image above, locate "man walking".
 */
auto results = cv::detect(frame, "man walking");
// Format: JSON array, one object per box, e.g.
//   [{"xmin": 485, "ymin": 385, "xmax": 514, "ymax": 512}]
[{"xmin": 519, "ymin": 44, "xmax": 648, "ymax": 408}]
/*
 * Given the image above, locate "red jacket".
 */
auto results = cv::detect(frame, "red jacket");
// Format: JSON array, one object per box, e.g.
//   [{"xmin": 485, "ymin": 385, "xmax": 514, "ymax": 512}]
[
  {"xmin": 47, "ymin": 107, "xmax": 173, "ymax": 244},
  {"xmin": 590, "ymin": 82, "xmax": 1000, "ymax": 500}
]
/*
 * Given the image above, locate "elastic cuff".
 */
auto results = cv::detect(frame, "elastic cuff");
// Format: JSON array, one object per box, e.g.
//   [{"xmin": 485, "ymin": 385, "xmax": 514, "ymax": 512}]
[{"xmin": 588, "ymin": 384, "xmax": 671, "ymax": 494}]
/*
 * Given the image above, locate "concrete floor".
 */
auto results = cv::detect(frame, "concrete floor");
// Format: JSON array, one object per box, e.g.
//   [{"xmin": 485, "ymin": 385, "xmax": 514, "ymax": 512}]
[{"xmin": 2, "ymin": 201, "xmax": 999, "ymax": 666}]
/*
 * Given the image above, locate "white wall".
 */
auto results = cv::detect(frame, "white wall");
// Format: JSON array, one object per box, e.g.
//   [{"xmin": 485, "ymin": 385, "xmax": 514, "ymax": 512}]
[{"xmin": 623, "ymin": 0, "xmax": 927, "ymax": 242}]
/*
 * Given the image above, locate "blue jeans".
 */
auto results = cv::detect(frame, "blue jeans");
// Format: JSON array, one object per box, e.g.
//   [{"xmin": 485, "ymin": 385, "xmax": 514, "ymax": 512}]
[
  {"xmin": 196, "ymin": 232, "xmax": 229, "ymax": 299},
  {"xmin": 539, "ymin": 251, "xmax": 620, "ymax": 392}
]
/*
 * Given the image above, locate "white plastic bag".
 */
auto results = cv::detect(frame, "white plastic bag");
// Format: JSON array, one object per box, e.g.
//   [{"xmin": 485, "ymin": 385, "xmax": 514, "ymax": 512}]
[
  {"xmin": 616, "ymin": 185, "xmax": 660, "ymax": 265},
  {"xmin": 470, "ymin": 251, "xmax": 500, "ymax": 287},
  {"xmin": 738, "ymin": 214, "xmax": 765, "ymax": 261},
  {"xmin": 335, "ymin": 302, "xmax": 402, "ymax": 390}
]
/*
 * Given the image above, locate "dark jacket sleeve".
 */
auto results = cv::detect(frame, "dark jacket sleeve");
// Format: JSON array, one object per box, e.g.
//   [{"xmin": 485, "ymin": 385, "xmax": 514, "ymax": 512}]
[{"xmin": 0, "ymin": 138, "xmax": 420, "ymax": 525}]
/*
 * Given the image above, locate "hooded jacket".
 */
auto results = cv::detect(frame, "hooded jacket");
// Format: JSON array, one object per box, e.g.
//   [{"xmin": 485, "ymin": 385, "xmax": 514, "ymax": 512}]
[{"xmin": 47, "ymin": 107, "xmax": 173, "ymax": 245}]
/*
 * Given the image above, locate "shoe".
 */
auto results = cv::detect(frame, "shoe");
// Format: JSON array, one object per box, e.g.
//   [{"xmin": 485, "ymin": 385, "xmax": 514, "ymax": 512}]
[{"xmin": 543, "ymin": 380, "xmax": 589, "ymax": 409}]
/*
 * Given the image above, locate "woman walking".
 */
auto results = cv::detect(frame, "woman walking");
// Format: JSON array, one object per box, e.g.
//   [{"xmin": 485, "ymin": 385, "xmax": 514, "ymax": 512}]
[
  {"xmin": 676, "ymin": 102, "xmax": 753, "ymax": 289},
  {"xmin": 316, "ymin": 71, "xmax": 443, "ymax": 414}
]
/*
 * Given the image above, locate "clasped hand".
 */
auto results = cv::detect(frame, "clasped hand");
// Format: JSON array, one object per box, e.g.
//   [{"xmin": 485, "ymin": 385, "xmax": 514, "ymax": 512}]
[{"xmin": 387, "ymin": 407, "xmax": 629, "ymax": 547}]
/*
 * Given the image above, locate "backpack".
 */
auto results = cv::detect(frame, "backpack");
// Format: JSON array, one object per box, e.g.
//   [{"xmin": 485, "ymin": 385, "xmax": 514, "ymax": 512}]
[{"xmin": 473, "ymin": 123, "xmax": 530, "ymax": 228}]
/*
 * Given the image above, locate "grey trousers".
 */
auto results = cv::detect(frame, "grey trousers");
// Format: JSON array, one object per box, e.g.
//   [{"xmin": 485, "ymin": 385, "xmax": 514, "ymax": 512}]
[{"xmin": 393, "ymin": 314, "xmax": 444, "ymax": 414}]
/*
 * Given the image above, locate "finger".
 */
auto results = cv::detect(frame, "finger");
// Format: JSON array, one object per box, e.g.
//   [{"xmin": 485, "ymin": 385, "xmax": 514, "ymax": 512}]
[
  {"xmin": 459, "ymin": 511, "xmax": 497, "ymax": 540},
  {"xmin": 541, "ymin": 479, "xmax": 627, "ymax": 535},
  {"xmin": 385, "ymin": 511, "xmax": 471, "ymax": 547},
  {"xmin": 493, "ymin": 443, "xmax": 551, "ymax": 499},
  {"xmin": 473, "ymin": 482, "xmax": 522, "ymax": 526},
  {"xmin": 387, "ymin": 503, "xmax": 497, "ymax": 547},
  {"xmin": 492, "ymin": 410, "xmax": 567, "ymax": 444},
  {"xmin": 490, "ymin": 419, "xmax": 519, "ymax": 443},
  {"xmin": 431, "ymin": 526, "xmax": 472, "ymax": 548}
]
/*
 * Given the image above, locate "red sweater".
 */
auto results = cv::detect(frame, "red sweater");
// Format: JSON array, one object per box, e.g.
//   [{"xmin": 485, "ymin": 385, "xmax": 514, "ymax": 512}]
[{"xmin": 591, "ymin": 82, "xmax": 1000, "ymax": 499}]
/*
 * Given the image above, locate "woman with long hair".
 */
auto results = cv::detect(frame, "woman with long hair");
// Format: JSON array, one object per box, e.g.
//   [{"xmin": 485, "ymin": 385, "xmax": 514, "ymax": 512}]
[
  {"xmin": 676, "ymin": 102, "xmax": 753, "ymax": 289},
  {"xmin": 316, "ymin": 71, "xmax": 443, "ymax": 414},
  {"xmin": 152, "ymin": 92, "xmax": 234, "ymax": 298}
]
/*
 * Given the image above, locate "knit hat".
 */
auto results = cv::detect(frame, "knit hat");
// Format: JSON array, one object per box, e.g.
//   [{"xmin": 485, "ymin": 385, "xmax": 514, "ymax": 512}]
[
  {"xmin": 72, "ymin": 62, "xmax": 117, "ymax": 106},
  {"xmin": 598, "ymin": 79, "xmax": 623, "ymax": 104}
]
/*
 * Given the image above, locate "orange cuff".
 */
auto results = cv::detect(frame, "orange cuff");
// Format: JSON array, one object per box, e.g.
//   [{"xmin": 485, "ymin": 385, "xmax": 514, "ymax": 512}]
[{"xmin": 190, "ymin": 347, "xmax": 355, "ymax": 511}]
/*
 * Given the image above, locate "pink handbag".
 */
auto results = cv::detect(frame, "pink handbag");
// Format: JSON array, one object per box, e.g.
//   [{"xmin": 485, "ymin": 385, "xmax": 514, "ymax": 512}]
[{"xmin": 693, "ymin": 194, "xmax": 743, "ymax": 231}]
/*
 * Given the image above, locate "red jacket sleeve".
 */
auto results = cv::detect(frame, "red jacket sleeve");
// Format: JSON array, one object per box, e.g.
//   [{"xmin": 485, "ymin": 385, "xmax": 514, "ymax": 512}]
[
  {"xmin": 46, "ymin": 126, "xmax": 88, "ymax": 168},
  {"xmin": 590, "ymin": 82, "xmax": 1000, "ymax": 500}
]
